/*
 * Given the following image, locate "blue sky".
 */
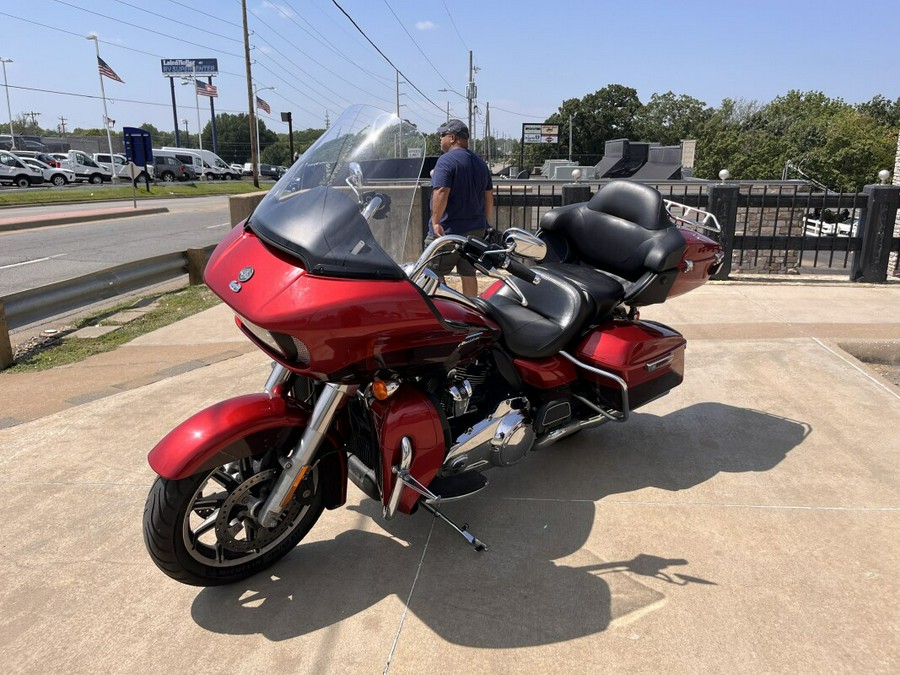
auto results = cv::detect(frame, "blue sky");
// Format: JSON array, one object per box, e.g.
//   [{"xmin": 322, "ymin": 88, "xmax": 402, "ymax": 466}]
[{"xmin": 2, "ymin": 0, "xmax": 897, "ymax": 143}]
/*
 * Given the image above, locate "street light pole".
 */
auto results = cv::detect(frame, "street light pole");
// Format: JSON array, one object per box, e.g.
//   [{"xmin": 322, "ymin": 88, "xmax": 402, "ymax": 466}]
[{"xmin": 1, "ymin": 58, "xmax": 14, "ymax": 149}]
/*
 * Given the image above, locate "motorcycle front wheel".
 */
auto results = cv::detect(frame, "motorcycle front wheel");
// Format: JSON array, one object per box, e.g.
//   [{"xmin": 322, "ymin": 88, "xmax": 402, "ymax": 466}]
[{"xmin": 143, "ymin": 455, "xmax": 324, "ymax": 586}]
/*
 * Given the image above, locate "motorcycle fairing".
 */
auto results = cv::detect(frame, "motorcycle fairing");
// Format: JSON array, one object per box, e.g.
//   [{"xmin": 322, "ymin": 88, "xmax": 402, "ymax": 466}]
[{"xmin": 371, "ymin": 386, "xmax": 446, "ymax": 515}]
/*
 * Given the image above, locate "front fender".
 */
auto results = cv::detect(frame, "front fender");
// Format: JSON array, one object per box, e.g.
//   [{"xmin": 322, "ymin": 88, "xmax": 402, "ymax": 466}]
[
  {"xmin": 148, "ymin": 393, "xmax": 348, "ymax": 509},
  {"xmin": 148, "ymin": 393, "xmax": 310, "ymax": 479}
]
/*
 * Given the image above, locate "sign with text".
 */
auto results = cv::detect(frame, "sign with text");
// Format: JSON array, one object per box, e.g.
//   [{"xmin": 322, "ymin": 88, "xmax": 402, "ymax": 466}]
[
  {"xmin": 522, "ymin": 123, "xmax": 559, "ymax": 144},
  {"xmin": 161, "ymin": 58, "xmax": 219, "ymax": 77}
]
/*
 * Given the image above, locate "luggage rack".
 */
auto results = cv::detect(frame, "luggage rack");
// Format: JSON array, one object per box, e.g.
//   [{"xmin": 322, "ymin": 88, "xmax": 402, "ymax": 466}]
[{"xmin": 664, "ymin": 199, "xmax": 721, "ymax": 234}]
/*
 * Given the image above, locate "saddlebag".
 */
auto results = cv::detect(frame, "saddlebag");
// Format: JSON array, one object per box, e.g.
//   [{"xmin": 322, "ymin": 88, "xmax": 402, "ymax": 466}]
[{"xmin": 574, "ymin": 320, "xmax": 686, "ymax": 412}]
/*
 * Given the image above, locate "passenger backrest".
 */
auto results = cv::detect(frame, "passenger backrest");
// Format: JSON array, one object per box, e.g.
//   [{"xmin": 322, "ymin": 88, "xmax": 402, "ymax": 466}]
[{"xmin": 539, "ymin": 180, "xmax": 686, "ymax": 282}]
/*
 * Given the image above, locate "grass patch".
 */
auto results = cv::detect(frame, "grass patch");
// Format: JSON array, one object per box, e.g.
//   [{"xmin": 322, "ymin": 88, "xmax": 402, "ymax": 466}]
[
  {"xmin": 4, "ymin": 285, "xmax": 222, "ymax": 373},
  {"xmin": 0, "ymin": 181, "xmax": 267, "ymax": 207}
]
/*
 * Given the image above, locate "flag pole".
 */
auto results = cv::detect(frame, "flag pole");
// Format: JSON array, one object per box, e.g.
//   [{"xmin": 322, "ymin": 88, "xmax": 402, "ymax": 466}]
[
  {"xmin": 193, "ymin": 61, "xmax": 205, "ymax": 180},
  {"xmin": 88, "ymin": 35, "xmax": 118, "ymax": 184}
]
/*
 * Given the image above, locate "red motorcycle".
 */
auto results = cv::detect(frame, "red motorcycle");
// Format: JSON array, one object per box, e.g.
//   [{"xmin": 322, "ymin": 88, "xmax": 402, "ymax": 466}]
[{"xmin": 143, "ymin": 106, "xmax": 724, "ymax": 586}]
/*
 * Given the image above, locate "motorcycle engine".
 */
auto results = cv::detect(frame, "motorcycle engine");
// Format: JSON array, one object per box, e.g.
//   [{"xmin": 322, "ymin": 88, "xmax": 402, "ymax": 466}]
[{"xmin": 440, "ymin": 397, "xmax": 535, "ymax": 475}]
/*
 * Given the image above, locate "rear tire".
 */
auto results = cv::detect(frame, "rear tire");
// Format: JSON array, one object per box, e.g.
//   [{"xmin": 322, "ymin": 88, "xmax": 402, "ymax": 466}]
[
  {"xmin": 143, "ymin": 457, "xmax": 324, "ymax": 586},
  {"xmin": 89, "ymin": 173, "xmax": 103, "ymax": 184},
  {"xmin": 51, "ymin": 174, "xmax": 67, "ymax": 186},
  {"xmin": 15, "ymin": 176, "xmax": 30, "ymax": 188},
  {"xmin": 160, "ymin": 171, "xmax": 175, "ymax": 182}
]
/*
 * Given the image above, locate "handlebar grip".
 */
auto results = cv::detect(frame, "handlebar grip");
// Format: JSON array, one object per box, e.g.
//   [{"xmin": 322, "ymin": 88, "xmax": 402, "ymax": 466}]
[{"xmin": 505, "ymin": 257, "xmax": 539, "ymax": 284}]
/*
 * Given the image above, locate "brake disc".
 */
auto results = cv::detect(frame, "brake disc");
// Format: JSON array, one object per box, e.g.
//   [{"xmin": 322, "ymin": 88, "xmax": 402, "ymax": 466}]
[{"xmin": 214, "ymin": 469, "xmax": 310, "ymax": 553}]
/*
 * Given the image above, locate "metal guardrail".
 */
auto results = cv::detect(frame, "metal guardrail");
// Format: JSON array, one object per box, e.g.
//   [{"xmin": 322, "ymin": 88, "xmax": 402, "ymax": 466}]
[{"xmin": 0, "ymin": 245, "xmax": 215, "ymax": 369}]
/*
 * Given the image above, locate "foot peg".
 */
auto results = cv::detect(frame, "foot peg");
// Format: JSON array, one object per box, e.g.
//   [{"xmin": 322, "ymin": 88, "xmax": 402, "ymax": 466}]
[{"xmin": 420, "ymin": 500, "xmax": 488, "ymax": 552}]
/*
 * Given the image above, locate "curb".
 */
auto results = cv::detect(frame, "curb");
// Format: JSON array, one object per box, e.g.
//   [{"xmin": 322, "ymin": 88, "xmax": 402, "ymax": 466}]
[{"xmin": 0, "ymin": 206, "xmax": 170, "ymax": 232}]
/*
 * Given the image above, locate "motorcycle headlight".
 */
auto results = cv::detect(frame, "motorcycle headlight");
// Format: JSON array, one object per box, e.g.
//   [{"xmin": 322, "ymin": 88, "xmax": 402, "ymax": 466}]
[{"xmin": 237, "ymin": 316, "xmax": 310, "ymax": 367}]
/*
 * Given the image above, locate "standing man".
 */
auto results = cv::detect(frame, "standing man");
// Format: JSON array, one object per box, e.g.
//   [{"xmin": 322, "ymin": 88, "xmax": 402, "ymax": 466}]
[{"xmin": 427, "ymin": 119, "xmax": 494, "ymax": 297}]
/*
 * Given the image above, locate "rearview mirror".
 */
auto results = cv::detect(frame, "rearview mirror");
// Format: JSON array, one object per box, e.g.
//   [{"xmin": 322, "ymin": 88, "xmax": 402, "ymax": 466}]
[{"xmin": 503, "ymin": 228, "xmax": 546, "ymax": 261}]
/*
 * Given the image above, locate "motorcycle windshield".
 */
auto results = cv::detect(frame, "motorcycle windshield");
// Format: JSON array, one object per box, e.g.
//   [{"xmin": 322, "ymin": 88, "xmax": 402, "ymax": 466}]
[{"xmin": 248, "ymin": 105, "xmax": 427, "ymax": 280}]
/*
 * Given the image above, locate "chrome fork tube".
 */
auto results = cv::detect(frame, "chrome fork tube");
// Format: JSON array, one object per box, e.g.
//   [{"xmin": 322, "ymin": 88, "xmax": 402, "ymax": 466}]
[
  {"xmin": 257, "ymin": 382, "xmax": 354, "ymax": 528},
  {"xmin": 264, "ymin": 363, "xmax": 290, "ymax": 394}
]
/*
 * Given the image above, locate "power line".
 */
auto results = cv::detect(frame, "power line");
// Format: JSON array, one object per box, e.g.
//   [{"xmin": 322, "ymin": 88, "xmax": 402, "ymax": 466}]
[
  {"xmin": 382, "ymin": 0, "xmax": 454, "ymax": 90},
  {"xmin": 442, "ymin": 0, "xmax": 469, "ymax": 51},
  {"xmin": 163, "ymin": 0, "xmax": 243, "ymax": 29},
  {"xmin": 247, "ymin": 4, "xmax": 392, "ymax": 104},
  {"xmin": 49, "ymin": 0, "xmax": 244, "ymax": 58},
  {"xmin": 330, "ymin": 0, "xmax": 443, "ymax": 114},
  {"xmin": 111, "ymin": 0, "xmax": 244, "ymax": 45}
]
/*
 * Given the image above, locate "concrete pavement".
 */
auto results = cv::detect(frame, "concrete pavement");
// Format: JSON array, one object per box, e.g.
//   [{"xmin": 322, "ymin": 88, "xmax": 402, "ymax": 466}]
[{"xmin": 0, "ymin": 279, "xmax": 898, "ymax": 673}]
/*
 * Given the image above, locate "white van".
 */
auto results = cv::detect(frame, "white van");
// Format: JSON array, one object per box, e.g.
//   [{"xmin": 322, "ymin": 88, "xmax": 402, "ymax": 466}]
[
  {"xmin": 153, "ymin": 147, "xmax": 211, "ymax": 178},
  {"xmin": 93, "ymin": 152, "xmax": 153, "ymax": 181},
  {"xmin": 192, "ymin": 148, "xmax": 242, "ymax": 180},
  {"xmin": 65, "ymin": 150, "xmax": 113, "ymax": 184},
  {"xmin": 158, "ymin": 147, "xmax": 221, "ymax": 180},
  {"xmin": 0, "ymin": 149, "xmax": 44, "ymax": 187}
]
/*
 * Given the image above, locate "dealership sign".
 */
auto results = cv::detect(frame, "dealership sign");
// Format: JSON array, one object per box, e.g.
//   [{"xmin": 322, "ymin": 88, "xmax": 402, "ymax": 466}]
[
  {"xmin": 522, "ymin": 123, "xmax": 559, "ymax": 144},
  {"xmin": 161, "ymin": 59, "xmax": 219, "ymax": 77}
]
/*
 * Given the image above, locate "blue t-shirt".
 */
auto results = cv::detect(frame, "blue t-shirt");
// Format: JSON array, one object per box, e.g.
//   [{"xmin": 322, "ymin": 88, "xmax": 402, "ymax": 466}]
[{"xmin": 430, "ymin": 148, "xmax": 493, "ymax": 235}]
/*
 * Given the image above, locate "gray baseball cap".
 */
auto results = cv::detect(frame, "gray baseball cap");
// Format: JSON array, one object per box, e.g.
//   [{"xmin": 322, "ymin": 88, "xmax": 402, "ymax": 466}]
[{"xmin": 437, "ymin": 119, "xmax": 469, "ymax": 139}]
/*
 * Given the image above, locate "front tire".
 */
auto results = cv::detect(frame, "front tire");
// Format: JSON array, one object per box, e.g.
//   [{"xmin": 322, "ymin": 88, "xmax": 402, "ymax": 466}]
[
  {"xmin": 143, "ymin": 456, "xmax": 324, "ymax": 586},
  {"xmin": 89, "ymin": 173, "xmax": 104, "ymax": 184},
  {"xmin": 51, "ymin": 174, "xmax": 67, "ymax": 186}
]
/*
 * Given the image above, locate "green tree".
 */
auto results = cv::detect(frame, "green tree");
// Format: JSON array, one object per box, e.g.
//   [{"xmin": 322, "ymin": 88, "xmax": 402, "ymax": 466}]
[
  {"xmin": 634, "ymin": 91, "xmax": 713, "ymax": 146},
  {"xmin": 199, "ymin": 112, "xmax": 254, "ymax": 165}
]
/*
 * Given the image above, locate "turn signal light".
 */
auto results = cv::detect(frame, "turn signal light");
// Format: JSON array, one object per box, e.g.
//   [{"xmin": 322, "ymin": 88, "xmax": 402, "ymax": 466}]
[{"xmin": 372, "ymin": 379, "xmax": 399, "ymax": 401}]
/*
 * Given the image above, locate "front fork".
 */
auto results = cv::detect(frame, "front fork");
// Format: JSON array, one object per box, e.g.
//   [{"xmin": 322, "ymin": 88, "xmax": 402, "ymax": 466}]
[{"xmin": 255, "ymin": 364, "xmax": 354, "ymax": 528}]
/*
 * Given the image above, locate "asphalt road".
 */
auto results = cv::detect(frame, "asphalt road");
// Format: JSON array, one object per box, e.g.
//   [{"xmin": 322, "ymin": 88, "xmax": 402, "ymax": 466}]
[{"xmin": 0, "ymin": 196, "xmax": 232, "ymax": 296}]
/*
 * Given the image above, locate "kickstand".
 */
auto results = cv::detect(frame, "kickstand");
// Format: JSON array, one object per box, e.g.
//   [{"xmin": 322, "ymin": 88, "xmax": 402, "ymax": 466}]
[{"xmin": 420, "ymin": 500, "xmax": 488, "ymax": 552}]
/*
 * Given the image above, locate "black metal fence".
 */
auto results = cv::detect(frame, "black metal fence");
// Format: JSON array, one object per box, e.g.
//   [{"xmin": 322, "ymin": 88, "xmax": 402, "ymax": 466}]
[{"xmin": 421, "ymin": 179, "xmax": 900, "ymax": 280}]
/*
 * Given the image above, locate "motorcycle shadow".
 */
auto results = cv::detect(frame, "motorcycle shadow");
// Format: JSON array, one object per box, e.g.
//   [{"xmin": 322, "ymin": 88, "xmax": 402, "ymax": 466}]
[{"xmin": 191, "ymin": 403, "xmax": 806, "ymax": 645}]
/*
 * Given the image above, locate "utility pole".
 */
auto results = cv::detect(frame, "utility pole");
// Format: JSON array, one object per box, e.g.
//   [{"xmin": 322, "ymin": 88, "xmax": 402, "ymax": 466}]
[
  {"xmin": 466, "ymin": 50, "xmax": 475, "ymax": 144},
  {"xmin": 24, "ymin": 111, "xmax": 40, "ymax": 126},
  {"xmin": 58, "ymin": 116, "xmax": 68, "ymax": 136},
  {"xmin": 484, "ymin": 102, "xmax": 491, "ymax": 165},
  {"xmin": 182, "ymin": 118, "xmax": 189, "ymax": 145},
  {"xmin": 324, "ymin": 111, "xmax": 330, "ymax": 129},
  {"xmin": 241, "ymin": 0, "xmax": 259, "ymax": 188}
]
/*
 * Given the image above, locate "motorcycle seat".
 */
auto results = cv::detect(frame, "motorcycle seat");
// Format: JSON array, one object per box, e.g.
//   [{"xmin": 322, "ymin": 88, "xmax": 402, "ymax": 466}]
[
  {"xmin": 537, "ymin": 180, "xmax": 686, "ymax": 308},
  {"xmin": 477, "ymin": 266, "xmax": 592, "ymax": 359}
]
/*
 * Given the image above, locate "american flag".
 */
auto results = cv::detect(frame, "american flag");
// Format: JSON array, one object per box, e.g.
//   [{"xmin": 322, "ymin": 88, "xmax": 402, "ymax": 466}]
[
  {"xmin": 196, "ymin": 81, "xmax": 218, "ymax": 98},
  {"xmin": 256, "ymin": 96, "xmax": 271, "ymax": 114},
  {"xmin": 97, "ymin": 56, "xmax": 124, "ymax": 84}
]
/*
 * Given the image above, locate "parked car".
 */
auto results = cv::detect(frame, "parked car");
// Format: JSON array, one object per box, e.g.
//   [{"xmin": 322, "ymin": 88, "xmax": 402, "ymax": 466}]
[
  {"xmin": 230, "ymin": 163, "xmax": 244, "ymax": 175},
  {"xmin": 0, "ymin": 149, "xmax": 44, "ymax": 187},
  {"xmin": 153, "ymin": 155, "xmax": 193, "ymax": 182},
  {"xmin": 20, "ymin": 157, "xmax": 75, "ymax": 186},
  {"xmin": 242, "ymin": 162, "xmax": 286, "ymax": 179},
  {"xmin": 12, "ymin": 150, "xmax": 63, "ymax": 168},
  {"xmin": 93, "ymin": 152, "xmax": 153, "ymax": 182}
]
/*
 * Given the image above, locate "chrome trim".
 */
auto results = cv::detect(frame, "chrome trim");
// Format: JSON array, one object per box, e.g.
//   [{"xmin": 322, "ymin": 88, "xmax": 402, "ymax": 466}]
[
  {"xmin": 645, "ymin": 352, "xmax": 675, "ymax": 372},
  {"xmin": 263, "ymin": 362, "xmax": 291, "ymax": 395},
  {"xmin": 663, "ymin": 199, "xmax": 721, "ymax": 233},
  {"xmin": 559, "ymin": 351, "xmax": 630, "ymax": 421},
  {"xmin": 383, "ymin": 437, "xmax": 413, "ymax": 520}
]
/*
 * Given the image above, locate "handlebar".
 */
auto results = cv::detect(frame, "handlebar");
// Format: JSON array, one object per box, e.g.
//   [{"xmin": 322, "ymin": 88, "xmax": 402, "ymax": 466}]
[{"xmin": 504, "ymin": 256, "xmax": 538, "ymax": 284}]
